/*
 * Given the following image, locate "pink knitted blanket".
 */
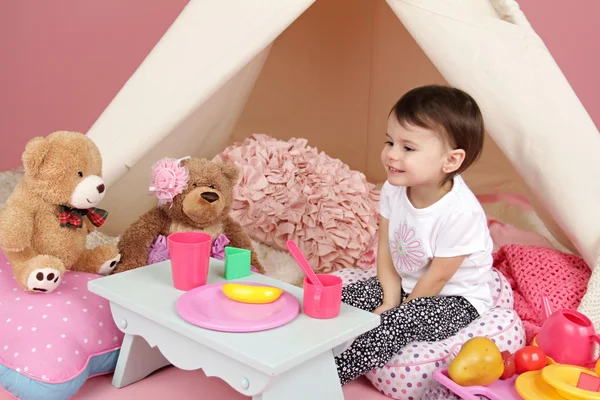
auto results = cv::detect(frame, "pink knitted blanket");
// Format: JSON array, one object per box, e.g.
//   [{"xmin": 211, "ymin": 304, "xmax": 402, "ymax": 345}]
[{"xmin": 493, "ymin": 244, "xmax": 591, "ymax": 344}]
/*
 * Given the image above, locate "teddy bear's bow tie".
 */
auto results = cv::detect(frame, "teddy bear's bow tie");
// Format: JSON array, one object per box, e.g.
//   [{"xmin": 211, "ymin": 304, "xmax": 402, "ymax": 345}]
[{"xmin": 59, "ymin": 206, "xmax": 108, "ymax": 228}]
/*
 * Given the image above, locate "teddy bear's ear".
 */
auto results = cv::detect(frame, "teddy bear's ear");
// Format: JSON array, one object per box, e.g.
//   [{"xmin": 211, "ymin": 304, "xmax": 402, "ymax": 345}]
[
  {"xmin": 22, "ymin": 137, "xmax": 50, "ymax": 175},
  {"xmin": 219, "ymin": 162, "xmax": 240, "ymax": 186}
]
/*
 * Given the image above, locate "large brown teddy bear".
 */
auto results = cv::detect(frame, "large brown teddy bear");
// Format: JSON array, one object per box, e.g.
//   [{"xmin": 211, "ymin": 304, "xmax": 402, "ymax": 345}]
[
  {"xmin": 0, "ymin": 131, "xmax": 121, "ymax": 293},
  {"xmin": 116, "ymin": 157, "xmax": 265, "ymax": 274}
]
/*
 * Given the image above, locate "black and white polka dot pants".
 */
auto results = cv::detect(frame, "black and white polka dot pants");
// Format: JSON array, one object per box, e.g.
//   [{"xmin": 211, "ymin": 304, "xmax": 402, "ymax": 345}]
[{"xmin": 335, "ymin": 276, "xmax": 480, "ymax": 385}]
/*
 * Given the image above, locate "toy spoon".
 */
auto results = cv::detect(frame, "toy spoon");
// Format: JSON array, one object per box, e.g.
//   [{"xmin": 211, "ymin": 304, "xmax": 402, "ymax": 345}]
[{"xmin": 286, "ymin": 240, "xmax": 324, "ymax": 288}]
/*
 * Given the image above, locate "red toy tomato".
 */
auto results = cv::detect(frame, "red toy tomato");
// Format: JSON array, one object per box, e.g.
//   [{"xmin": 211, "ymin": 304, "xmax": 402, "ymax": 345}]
[{"xmin": 514, "ymin": 346, "xmax": 547, "ymax": 374}]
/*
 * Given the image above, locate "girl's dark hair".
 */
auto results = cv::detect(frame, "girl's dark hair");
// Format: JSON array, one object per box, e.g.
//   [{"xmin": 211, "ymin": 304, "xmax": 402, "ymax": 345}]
[{"xmin": 390, "ymin": 85, "xmax": 484, "ymax": 185}]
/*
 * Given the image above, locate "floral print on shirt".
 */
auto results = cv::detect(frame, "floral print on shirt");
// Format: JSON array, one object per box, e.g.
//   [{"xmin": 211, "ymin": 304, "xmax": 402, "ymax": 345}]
[{"xmin": 390, "ymin": 223, "xmax": 426, "ymax": 272}]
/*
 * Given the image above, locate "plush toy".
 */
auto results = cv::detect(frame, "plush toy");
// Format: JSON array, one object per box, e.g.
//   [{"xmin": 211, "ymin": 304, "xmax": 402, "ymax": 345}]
[
  {"xmin": 116, "ymin": 157, "xmax": 265, "ymax": 274},
  {"xmin": 0, "ymin": 131, "xmax": 121, "ymax": 293}
]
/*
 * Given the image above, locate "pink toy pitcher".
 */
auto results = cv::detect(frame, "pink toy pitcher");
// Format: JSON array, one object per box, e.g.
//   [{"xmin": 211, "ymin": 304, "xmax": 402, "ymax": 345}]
[
  {"xmin": 536, "ymin": 295, "xmax": 600, "ymax": 368},
  {"xmin": 303, "ymin": 274, "xmax": 342, "ymax": 319}
]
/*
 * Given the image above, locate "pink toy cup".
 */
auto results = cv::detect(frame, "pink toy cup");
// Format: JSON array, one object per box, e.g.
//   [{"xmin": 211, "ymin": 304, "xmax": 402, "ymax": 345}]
[
  {"xmin": 168, "ymin": 232, "xmax": 211, "ymax": 291},
  {"xmin": 303, "ymin": 274, "xmax": 342, "ymax": 319}
]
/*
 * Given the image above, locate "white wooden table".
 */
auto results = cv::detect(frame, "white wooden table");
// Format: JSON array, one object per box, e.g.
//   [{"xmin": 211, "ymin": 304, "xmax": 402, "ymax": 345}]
[{"xmin": 88, "ymin": 259, "xmax": 380, "ymax": 400}]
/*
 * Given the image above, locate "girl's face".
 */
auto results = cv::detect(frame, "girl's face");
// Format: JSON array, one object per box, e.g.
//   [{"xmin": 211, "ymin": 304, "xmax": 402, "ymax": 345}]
[{"xmin": 381, "ymin": 115, "xmax": 451, "ymax": 188}]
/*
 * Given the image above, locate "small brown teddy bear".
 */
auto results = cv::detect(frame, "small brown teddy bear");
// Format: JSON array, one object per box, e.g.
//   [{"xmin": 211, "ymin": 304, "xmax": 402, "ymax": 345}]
[
  {"xmin": 116, "ymin": 157, "xmax": 265, "ymax": 274},
  {"xmin": 0, "ymin": 131, "xmax": 121, "ymax": 293}
]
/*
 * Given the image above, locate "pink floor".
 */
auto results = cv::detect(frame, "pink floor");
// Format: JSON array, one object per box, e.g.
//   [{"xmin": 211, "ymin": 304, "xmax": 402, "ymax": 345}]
[
  {"xmin": 1, "ymin": 367, "xmax": 390, "ymax": 400},
  {"xmin": 76, "ymin": 368, "xmax": 389, "ymax": 399}
]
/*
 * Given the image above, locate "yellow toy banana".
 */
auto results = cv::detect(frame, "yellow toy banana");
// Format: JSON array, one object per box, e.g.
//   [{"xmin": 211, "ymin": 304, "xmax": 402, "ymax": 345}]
[{"xmin": 222, "ymin": 283, "xmax": 283, "ymax": 304}]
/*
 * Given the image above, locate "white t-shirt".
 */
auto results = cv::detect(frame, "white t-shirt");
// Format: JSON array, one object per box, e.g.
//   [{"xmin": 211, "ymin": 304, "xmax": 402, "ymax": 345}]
[{"xmin": 379, "ymin": 175, "xmax": 494, "ymax": 316}]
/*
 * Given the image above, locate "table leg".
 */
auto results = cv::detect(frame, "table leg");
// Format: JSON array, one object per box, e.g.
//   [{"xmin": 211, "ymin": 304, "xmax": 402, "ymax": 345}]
[
  {"xmin": 253, "ymin": 351, "xmax": 344, "ymax": 400},
  {"xmin": 112, "ymin": 334, "xmax": 171, "ymax": 388}
]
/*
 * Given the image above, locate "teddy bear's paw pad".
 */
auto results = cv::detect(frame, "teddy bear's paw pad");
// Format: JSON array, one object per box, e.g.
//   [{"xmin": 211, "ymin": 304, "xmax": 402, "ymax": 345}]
[
  {"xmin": 26, "ymin": 268, "xmax": 62, "ymax": 293},
  {"xmin": 97, "ymin": 253, "xmax": 121, "ymax": 275}
]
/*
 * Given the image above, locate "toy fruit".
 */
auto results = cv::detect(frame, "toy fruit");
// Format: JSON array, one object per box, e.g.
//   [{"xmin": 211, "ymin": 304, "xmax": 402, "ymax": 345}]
[
  {"xmin": 500, "ymin": 350, "xmax": 516, "ymax": 380},
  {"xmin": 222, "ymin": 283, "xmax": 283, "ymax": 304},
  {"xmin": 448, "ymin": 337, "xmax": 504, "ymax": 386},
  {"xmin": 514, "ymin": 346, "xmax": 547, "ymax": 374}
]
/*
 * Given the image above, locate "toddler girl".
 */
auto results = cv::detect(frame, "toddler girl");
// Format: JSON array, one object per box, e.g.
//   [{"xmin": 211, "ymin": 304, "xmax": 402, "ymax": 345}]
[{"xmin": 336, "ymin": 85, "xmax": 495, "ymax": 385}]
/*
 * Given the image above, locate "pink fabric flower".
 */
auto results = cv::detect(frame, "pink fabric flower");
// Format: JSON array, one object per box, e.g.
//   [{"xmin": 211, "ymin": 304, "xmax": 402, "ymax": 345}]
[
  {"xmin": 149, "ymin": 157, "xmax": 190, "ymax": 205},
  {"xmin": 213, "ymin": 134, "xmax": 380, "ymax": 273}
]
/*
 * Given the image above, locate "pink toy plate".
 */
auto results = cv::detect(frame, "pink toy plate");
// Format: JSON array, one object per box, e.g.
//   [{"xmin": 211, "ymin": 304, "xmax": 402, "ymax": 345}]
[
  {"xmin": 176, "ymin": 282, "xmax": 300, "ymax": 332},
  {"xmin": 434, "ymin": 367, "xmax": 523, "ymax": 400}
]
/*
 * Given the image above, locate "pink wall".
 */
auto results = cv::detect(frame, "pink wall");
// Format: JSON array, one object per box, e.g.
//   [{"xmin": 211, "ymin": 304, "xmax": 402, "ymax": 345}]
[
  {"xmin": 0, "ymin": 0, "xmax": 597, "ymax": 171},
  {"xmin": 0, "ymin": 0, "xmax": 189, "ymax": 170},
  {"xmin": 517, "ymin": 0, "xmax": 600, "ymax": 129}
]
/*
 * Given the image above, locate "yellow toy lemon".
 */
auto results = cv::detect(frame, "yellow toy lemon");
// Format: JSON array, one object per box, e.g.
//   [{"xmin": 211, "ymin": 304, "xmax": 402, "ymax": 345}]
[{"xmin": 222, "ymin": 283, "xmax": 283, "ymax": 304}]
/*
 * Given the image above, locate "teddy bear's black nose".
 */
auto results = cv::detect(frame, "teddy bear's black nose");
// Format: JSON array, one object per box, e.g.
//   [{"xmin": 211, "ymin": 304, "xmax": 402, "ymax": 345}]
[
  {"xmin": 201, "ymin": 192, "xmax": 219, "ymax": 203},
  {"xmin": 96, "ymin": 184, "xmax": 105, "ymax": 194}
]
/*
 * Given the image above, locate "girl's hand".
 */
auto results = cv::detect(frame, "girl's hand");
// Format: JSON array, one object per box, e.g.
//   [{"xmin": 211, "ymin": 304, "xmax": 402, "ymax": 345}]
[
  {"xmin": 375, "ymin": 216, "xmax": 403, "ymax": 312},
  {"xmin": 373, "ymin": 302, "xmax": 396, "ymax": 315}
]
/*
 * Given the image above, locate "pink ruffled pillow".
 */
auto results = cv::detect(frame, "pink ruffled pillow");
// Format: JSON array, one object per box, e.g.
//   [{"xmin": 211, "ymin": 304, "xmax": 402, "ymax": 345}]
[{"xmin": 213, "ymin": 134, "xmax": 380, "ymax": 273}]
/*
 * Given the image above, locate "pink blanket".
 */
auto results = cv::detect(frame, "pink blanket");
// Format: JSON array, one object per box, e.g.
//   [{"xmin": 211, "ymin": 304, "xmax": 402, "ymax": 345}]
[{"xmin": 493, "ymin": 244, "xmax": 591, "ymax": 344}]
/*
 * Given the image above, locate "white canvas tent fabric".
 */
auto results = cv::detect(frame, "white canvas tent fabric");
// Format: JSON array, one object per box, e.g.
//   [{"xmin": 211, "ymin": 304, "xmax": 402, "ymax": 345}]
[{"xmin": 87, "ymin": 0, "xmax": 600, "ymax": 270}]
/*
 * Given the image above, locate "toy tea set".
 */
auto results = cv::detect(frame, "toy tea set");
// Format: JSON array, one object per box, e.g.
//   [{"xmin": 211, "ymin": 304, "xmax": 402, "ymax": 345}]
[
  {"xmin": 167, "ymin": 231, "xmax": 343, "ymax": 332},
  {"xmin": 435, "ymin": 296, "xmax": 600, "ymax": 400}
]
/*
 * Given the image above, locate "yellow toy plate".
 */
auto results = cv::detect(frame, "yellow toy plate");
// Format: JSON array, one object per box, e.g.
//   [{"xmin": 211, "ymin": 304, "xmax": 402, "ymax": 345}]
[
  {"xmin": 542, "ymin": 364, "xmax": 600, "ymax": 400},
  {"xmin": 515, "ymin": 370, "xmax": 566, "ymax": 400}
]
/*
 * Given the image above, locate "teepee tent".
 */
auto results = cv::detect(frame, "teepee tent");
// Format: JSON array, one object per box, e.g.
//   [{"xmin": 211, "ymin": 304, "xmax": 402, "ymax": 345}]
[{"xmin": 86, "ymin": 0, "xmax": 600, "ymax": 271}]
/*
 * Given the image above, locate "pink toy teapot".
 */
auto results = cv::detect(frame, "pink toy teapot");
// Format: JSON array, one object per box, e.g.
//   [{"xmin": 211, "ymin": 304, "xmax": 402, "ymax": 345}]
[{"xmin": 536, "ymin": 295, "xmax": 600, "ymax": 368}]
